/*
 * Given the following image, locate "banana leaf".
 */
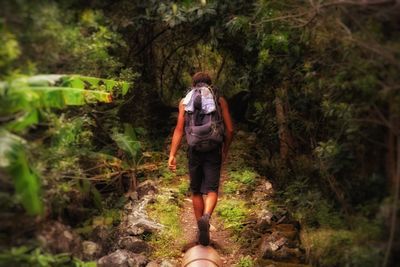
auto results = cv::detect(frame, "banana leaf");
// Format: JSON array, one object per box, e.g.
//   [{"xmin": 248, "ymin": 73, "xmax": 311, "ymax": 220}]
[
  {"xmin": 16, "ymin": 74, "xmax": 65, "ymax": 87},
  {"xmin": 0, "ymin": 130, "xmax": 43, "ymax": 215},
  {"xmin": 1, "ymin": 87, "xmax": 112, "ymax": 117},
  {"xmin": 12, "ymin": 75, "xmax": 130, "ymax": 95},
  {"xmin": 10, "ymin": 86, "xmax": 112, "ymax": 106},
  {"xmin": 0, "ymin": 86, "xmax": 113, "ymax": 132},
  {"xmin": 1, "ymin": 74, "xmax": 130, "ymax": 117}
]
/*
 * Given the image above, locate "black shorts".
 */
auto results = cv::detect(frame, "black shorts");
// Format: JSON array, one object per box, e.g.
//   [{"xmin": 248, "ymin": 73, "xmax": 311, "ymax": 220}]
[{"xmin": 188, "ymin": 147, "xmax": 222, "ymax": 194}]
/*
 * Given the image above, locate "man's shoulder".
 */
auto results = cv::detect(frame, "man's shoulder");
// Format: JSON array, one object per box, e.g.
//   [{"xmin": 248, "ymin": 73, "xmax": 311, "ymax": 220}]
[{"xmin": 178, "ymin": 99, "xmax": 185, "ymax": 109}]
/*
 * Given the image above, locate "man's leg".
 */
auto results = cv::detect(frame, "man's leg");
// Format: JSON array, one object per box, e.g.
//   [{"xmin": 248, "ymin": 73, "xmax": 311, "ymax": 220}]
[
  {"xmin": 197, "ymin": 147, "xmax": 222, "ymax": 246},
  {"xmin": 188, "ymin": 147, "xmax": 204, "ymax": 221},
  {"xmin": 204, "ymin": 191, "xmax": 218, "ymax": 216},
  {"xmin": 202, "ymin": 148, "xmax": 222, "ymax": 217},
  {"xmin": 197, "ymin": 192, "xmax": 218, "ymax": 245},
  {"xmin": 192, "ymin": 193, "xmax": 204, "ymax": 221}
]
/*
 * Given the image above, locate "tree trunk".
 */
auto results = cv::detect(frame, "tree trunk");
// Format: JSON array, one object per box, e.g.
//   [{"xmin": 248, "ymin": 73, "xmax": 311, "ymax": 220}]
[
  {"xmin": 383, "ymin": 134, "xmax": 400, "ymax": 267},
  {"xmin": 383, "ymin": 106, "xmax": 400, "ymax": 266},
  {"xmin": 386, "ymin": 128, "xmax": 396, "ymax": 190},
  {"xmin": 386, "ymin": 109, "xmax": 400, "ymax": 192},
  {"xmin": 275, "ymin": 82, "xmax": 294, "ymax": 161}
]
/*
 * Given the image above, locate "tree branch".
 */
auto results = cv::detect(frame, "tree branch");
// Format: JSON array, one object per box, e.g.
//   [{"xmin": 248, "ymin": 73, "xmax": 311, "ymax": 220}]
[
  {"xmin": 159, "ymin": 33, "xmax": 206, "ymax": 98},
  {"xmin": 215, "ymin": 56, "xmax": 226, "ymax": 83},
  {"xmin": 134, "ymin": 26, "xmax": 171, "ymax": 57}
]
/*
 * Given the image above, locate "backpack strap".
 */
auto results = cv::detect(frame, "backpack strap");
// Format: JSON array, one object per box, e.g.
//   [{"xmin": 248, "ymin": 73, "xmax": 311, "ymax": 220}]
[
  {"xmin": 184, "ymin": 86, "xmax": 192, "ymax": 96},
  {"xmin": 207, "ymin": 85, "xmax": 223, "ymax": 121}
]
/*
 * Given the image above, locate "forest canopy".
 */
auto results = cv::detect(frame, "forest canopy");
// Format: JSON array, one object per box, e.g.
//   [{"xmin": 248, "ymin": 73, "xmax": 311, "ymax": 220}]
[{"xmin": 0, "ymin": 0, "xmax": 399, "ymax": 266}]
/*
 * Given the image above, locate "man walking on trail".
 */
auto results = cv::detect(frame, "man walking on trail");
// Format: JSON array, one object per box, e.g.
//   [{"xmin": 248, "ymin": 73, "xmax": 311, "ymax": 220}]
[{"xmin": 168, "ymin": 72, "xmax": 234, "ymax": 246}]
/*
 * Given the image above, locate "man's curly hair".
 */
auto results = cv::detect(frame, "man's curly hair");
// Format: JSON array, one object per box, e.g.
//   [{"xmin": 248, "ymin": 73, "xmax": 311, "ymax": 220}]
[{"xmin": 192, "ymin": 72, "xmax": 212, "ymax": 86}]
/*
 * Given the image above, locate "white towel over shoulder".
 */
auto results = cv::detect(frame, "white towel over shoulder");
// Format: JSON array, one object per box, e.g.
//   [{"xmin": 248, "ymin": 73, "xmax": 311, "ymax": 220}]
[{"xmin": 183, "ymin": 86, "xmax": 216, "ymax": 114}]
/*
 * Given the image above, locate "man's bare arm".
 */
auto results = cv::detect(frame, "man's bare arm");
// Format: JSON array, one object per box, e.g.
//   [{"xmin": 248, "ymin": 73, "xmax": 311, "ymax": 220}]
[
  {"xmin": 219, "ymin": 97, "xmax": 234, "ymax": 162},
  {"xmin": 168, "ymin": 100, "xmax": 185, "ymax": 171}
]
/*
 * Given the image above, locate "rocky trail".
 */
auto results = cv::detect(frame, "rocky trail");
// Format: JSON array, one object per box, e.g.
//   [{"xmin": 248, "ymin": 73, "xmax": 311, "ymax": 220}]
[{"xmin": 30, "ymin": 130, "xmax": 312, "ymax": 267}]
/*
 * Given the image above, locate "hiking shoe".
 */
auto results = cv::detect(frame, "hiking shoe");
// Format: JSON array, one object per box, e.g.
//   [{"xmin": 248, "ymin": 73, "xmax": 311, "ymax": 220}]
[{"xmin": 197, "ymin": 214, "xmax": 210, "ymax": 246}]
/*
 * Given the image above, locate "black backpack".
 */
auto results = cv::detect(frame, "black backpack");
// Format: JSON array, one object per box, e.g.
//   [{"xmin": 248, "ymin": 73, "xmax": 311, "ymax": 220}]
[{"xmin": 184, "ymin": 84, "xmax": 224, "ymax": 152}]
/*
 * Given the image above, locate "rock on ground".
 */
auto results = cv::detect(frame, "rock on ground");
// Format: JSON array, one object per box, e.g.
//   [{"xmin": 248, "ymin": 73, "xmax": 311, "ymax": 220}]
[
  {"xmin": 117, "ymin": 236, "xmax": 152, "ymax": 253},
  {"xmin": 120, "ymin": 196, "xmax": 163, "ymax": 236},
  {"xmin": 145, "ymin": 261, "xmax": 160, "ymax": 267},
  {"xmin": 137, "ymin": 180, "xmax": 158, "ymax": 199},
  {"xmin": 259, "ymin": 231, "xmax": 305, "ymax": 263},
  {"xmin": 36, "ymin": 221, "xmax": 82, "ymax": 257},
  {"xmin": 82, "ymin": 240, "xmax": 102, "ymax": 260},
  {"xmin": 97, "ymin": 249, "xmax": 148, "ymax": 267}
]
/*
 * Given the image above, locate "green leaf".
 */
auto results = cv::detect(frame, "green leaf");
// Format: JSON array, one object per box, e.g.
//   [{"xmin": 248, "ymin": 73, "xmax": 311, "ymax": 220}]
[
  {"xmin": 1, "ymin": 87, "xmax": 112, "ymax": 116},
  {"xmin": 23, "ymin": 74, "xmax": 65, "ymax": 87},
  {"xmin": 111, "ymin": 132, "xmax": 141, "ymax": 162},
  {"xmin": 17, "ymin": 86, "xmax": 113, "ymax": 105},
  {"xmin": 91, "ymin": 186, "xmax": 103, "ymax": 210},
  {"xmin": 123, "ymin": 123, "xmax": 137, "ymax": 141},
  {"xmin": 0, "ymin": 74, "xmax": 131, "ymax": 133},
  {"xmin": 0, "ymin": 130, "xmax": 43, "ymax": 215},
  {"xmin": 5, "ymin": 109, "xmax": 40, "ymax": 133}
]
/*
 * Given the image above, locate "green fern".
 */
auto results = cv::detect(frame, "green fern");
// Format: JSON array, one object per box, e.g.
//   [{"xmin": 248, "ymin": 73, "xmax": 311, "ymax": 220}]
[{"xmin": 0, "ymin": 130, "xmax": 43, "ymax": 215}]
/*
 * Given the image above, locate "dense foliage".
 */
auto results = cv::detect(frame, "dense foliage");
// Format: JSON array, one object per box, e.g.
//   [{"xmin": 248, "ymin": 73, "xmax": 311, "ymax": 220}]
[{"xmin": 1, "ymin": 0, "xmax": 399, "ymax": 266}]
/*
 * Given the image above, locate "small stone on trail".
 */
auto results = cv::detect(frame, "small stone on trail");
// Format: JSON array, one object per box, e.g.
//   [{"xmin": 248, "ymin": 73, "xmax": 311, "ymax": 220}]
[
  {"xmin": 160, "ymin": 260, "xmax": 176, "ymax": 267},
  {"xmin": 247, "ymin": 133, "xmax": 257, "ymax": 142},
  {"xmin": 36, "ymin": 221, "xmax": 82, "ymax": 257},
  {"xmin": 121, "ymin": 197, "xmax": 163, "ymax": 236},
  {"xmin": 275, "ymin": 237, "xmax": 288, "ymax": 248},
  {"xmin": 146, "ymin": 261, "xmax": 159, "ymax": 267},
  {"xmin": 259, "ymin": 232, "xmax": 289, "ymax": 258},
  {"xmin": 90, "ymin": 225, "xmax": 110, "ymax": 243},
  {"xmin": 264, "ymin": 181, "xmax": 273, "ymax": 191},
  {"xmin": 256, "ymin": 209, "xmax": 275, "ymax": 232},
  {"xmin": 126, "ymin": 225, "xmax": 145, "ymax": 236},
  {"xmin": 125, "ymin": 191, "xmax": 139, "ymax": 201},
  {"xmin": 118, "ymin": 236, "xmax": 151, "ymax": 253},
  {"xmin": 137, "ymin": 180, "xmax": 158, "ymax": 199},
  {"xmin": 273, "ymin": 224, "xmax": 298, "ymax": 240},
  {"xmin": 97, "ymin": 249, "xmax": 147, "ymax": 267},
  {"xmin": 274, "ymin": 246, "xmax": 303, "ymax": 262},
  {"xmin": 252, "ymin": 181, "xmax": 274, "ymax": 202},
  {"xmin": 82, "ymin": 241, "xmax": 102, "ymax": 260},
  {"xmin": 258, "ymin": 209, "xmax": 274, "ymax": 223},
  {"xmin": 269, "ymin": 242, "xmax": 280, "ymax": 252},
  {"xmin": 210, "ymin": 224, "xmax": 217, "ymax": 232},
  {"xmin": 236, "ymin": 130, "xmax": 246, "ymax": 137}
]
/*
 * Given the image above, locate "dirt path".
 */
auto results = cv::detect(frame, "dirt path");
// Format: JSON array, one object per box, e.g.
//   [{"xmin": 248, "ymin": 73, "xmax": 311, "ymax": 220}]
[{"xmin": 179, "ymin": 168, "xmax": 241, "ymax": 266}]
